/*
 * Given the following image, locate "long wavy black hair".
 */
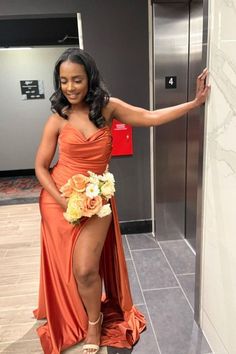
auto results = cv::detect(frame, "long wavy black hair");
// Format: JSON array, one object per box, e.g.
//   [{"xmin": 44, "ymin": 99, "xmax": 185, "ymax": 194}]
[{"xmin": 50, "ymin": 47, "xmax": 110, "ymax": 128}]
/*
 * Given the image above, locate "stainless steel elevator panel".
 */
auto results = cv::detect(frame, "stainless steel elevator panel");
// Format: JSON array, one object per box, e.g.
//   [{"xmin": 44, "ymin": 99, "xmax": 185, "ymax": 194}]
[
  {"xmin": 186, "ymin": 1, "xmax": 203, "ymax": 249},
  {"xmin": 153, "ymin": 4, "xmax": 189, "ymax": 240},
  {"xmin": 153, "ymin": 1, "xmax": 203, "ymax": 247}
]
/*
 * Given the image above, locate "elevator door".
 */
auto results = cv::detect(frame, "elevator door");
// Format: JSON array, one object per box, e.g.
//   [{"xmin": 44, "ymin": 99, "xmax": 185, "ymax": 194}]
[{"xmin": 153, "ymin": 1, "xmax": 203, "ymax": 250}]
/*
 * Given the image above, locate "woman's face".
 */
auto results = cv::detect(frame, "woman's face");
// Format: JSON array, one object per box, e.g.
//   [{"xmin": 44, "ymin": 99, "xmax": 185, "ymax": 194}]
[{"xmin": 59, "ymin": 60, "xmax": 89, "ymax": 106}]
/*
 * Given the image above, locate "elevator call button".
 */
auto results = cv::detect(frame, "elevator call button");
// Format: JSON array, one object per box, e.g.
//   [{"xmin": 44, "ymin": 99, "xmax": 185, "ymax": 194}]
[{"xmin": 165, "ymin": 76, "xmax": 177, "ymax": 89}]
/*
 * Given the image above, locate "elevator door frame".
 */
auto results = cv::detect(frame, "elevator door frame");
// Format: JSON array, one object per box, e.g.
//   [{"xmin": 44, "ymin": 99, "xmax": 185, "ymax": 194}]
[{"xmin": 151, "ymin": 0, "xmax": 208, "ymax": 324}]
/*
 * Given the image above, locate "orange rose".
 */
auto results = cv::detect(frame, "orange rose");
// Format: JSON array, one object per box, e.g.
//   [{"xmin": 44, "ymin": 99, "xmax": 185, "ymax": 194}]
[
  {"xmin": 59, "ymin": 178, "xmax": 75, "ymax": 197},
  {"xmin": 72, "ymin": 174, "xmax": 90, "ymax": 192},
  {"xmin": 83, "ymin": 195, "xmax": 103, "ymax": 217}
]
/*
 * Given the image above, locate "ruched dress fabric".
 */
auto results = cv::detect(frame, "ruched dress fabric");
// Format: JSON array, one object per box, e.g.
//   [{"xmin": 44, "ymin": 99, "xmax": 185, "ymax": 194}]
[{"xmin": 33, "ymin": 123, "xmax": 146, "ymax": 354}]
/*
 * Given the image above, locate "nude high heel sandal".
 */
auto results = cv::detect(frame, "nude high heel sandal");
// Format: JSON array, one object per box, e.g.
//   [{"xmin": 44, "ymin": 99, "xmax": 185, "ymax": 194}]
[{"xmin": 82, "ymin": 312, "xmax": 103, "ymax": 353}]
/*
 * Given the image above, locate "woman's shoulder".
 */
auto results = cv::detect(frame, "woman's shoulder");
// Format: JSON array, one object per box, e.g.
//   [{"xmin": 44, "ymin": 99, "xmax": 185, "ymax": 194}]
[
  {"xmin": 47, "ymin": 112, "xmax": 65, "ymax": 124},
  {"xmin": 103, "ymin": 97, "xmax": 121, "ymax": 122},
  {"xmin": 44, "ymin": 113, "xmax": 66, "ymax": 135},
  {"xmin": 106, "ymin": 97, "xmax": 122, "ymax": 110}
]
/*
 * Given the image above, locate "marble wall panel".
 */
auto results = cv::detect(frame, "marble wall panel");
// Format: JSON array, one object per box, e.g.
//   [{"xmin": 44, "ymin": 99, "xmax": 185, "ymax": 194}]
[{"xmin": 201, "ymin": 0, "xmax": 236, "ymax": 353}]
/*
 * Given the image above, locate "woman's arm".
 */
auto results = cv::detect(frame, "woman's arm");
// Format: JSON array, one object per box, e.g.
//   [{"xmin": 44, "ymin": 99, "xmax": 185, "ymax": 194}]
[
  {"xmin": 105, "ymin": 68, "xmax": 210, "ymax": 127},
  {"xmin": 35, "ymin": 114, "xmax": 68, "ymax": 211}
]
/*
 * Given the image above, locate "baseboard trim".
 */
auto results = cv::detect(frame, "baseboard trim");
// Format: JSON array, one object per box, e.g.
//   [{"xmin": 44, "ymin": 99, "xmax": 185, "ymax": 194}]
[
  {"xmin": 0, "ymin": 197, "xmax": 39, "ymax": 206},
  {"xmin": 0, "ymin": 169, "xmax": 35, "ymax": 177},
  {"xmin": 119, "ymin": 219, "xmax": 152, "ymax": 234}
]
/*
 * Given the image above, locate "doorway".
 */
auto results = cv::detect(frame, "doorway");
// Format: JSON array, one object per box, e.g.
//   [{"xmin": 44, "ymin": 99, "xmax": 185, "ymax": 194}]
[{"xmin": 153, "ymin": 0, "xmax": 205, "ymax": 251}]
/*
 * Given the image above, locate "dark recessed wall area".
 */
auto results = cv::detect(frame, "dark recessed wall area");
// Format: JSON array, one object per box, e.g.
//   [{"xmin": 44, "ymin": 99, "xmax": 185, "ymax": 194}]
[
  {"xmin": 0, "ymin": 17, "xmax": 79, "ymax": 46},
  {"xmin": 0, "ymin": 0, "xmax": 151, "ymax": 223}
]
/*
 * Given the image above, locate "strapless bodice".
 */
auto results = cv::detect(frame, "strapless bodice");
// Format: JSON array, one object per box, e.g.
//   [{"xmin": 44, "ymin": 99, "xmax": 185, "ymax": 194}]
[{"xmin": 50, "ymin": 123, "xmax": 112, "ymax": 189}]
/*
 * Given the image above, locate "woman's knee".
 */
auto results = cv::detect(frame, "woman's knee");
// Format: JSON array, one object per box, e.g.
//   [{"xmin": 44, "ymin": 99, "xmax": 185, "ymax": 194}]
[{"xmin": 74, "ymin": 266, "xmax": 99, "ymax": 287}]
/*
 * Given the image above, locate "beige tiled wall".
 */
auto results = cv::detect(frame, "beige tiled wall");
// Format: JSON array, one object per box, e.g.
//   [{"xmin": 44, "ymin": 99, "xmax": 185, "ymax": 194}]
[{"xmin": 200, "ymin": 0, "xmax": 236, "ymax": 353}]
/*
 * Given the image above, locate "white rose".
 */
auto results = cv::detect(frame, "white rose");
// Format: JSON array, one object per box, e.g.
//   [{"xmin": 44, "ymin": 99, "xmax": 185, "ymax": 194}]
[
  {"xmin": 105, "ymin": 172, "xmax": 115, "ymax": 183},
  {"xmin": 99, "ymin": 172, "xmax": 115, "ymax": 183},
  {"xmin": 85, "ymin": 183, "xmax": 100, "ymax": 198},
  {"xmin": 89, "ymin": 175, "xmax": 99, "ymax": 185},
  {"xmin": 87, "ymin": 171, "xmax": 98, "ymax": 184},
  {"xmin": 97, "ymin": 204, "xmax": 112, "ymax": 218},
  {"xmin": 100, "ymin": 180, "xmax": 115, "ymax": 199}
]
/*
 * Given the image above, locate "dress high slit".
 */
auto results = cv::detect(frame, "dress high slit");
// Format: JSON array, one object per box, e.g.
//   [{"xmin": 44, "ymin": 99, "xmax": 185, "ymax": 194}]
[{"xmin": 33, "ymin": 123, "xmax": 146, "ymax": 353}]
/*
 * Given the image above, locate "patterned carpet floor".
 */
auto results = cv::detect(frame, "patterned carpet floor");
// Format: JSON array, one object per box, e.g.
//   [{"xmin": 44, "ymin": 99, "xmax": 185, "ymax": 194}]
[{"xmin": 0, "ymin": 176, "xmax": 41, "ymax": 205}]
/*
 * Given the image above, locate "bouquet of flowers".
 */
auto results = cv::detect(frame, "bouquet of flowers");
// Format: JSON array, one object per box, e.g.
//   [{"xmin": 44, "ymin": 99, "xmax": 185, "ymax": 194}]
[{"xmin": 59, "ymin": 171, "xmax": 115, "ymax": 224}]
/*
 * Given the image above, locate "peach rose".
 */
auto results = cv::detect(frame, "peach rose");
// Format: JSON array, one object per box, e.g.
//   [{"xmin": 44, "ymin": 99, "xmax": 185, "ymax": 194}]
[
  {"xmin": 59, "ymin": 178, "xmax": 75, "ymax": 198},
  {"xmin": 72, "ymin": 174, "xmax": 90, "ymax": 192},
  {"xmin": 83, "ymin": 195, "xmax": 103, "ymax": 217}
]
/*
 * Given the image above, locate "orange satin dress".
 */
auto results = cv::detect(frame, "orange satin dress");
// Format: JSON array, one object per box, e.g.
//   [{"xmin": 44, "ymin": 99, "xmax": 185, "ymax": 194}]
[{"xmin": 33, "ymin": 123, "xmax": 146, "ymax": 354}]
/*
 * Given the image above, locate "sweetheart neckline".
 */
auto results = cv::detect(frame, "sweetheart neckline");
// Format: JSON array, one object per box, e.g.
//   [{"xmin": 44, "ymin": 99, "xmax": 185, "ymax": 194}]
[{"xmin": 59, "ymin": 123, "xmax": 111, "ymax": 141}]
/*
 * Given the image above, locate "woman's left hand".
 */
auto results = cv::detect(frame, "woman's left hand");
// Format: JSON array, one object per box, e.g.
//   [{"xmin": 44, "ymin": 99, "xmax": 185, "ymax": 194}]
[{"xmin": 193, "ymin": 68, "xmax": 211, "ymax": 107}]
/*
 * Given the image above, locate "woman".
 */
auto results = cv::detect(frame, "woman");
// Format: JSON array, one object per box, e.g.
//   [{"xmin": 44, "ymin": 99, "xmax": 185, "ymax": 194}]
[{"xmin": 34, "ymin": 47, "xmax": 210, "ymax": 354}]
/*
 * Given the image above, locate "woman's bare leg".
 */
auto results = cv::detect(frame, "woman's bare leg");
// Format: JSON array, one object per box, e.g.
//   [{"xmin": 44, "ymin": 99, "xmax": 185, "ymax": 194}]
[{"xmin": 72, "ymin": 213, "xmax": 112, "ymax": 351}]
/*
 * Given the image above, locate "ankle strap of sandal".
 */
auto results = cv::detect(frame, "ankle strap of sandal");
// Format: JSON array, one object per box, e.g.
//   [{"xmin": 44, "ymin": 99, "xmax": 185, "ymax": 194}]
[{"xmin": 88, "ymin": 312, "xmax": 103, "ymax": 326}]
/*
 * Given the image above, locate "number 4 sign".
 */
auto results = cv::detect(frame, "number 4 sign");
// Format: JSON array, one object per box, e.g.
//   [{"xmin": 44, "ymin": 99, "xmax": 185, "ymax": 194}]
[{"xmin": 165, "ymin": 76, "xmax": 177, "ymax": 89}]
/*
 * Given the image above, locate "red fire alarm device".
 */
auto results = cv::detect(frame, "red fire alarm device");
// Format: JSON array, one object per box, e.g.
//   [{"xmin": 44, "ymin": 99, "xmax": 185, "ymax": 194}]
[{"xmin": 111, "ymin": 119, "xmax": 133, "ymax": 156}]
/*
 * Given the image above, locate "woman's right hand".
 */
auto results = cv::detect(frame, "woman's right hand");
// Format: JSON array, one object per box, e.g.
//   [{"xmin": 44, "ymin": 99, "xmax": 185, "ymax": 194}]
[
  {"xmin": 193, "ymin": 68, "xmax": 211, "ymax": 107},
  {"xmin": 60, "ymin": 196, "xmax": 69, "ymax": 211}
]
